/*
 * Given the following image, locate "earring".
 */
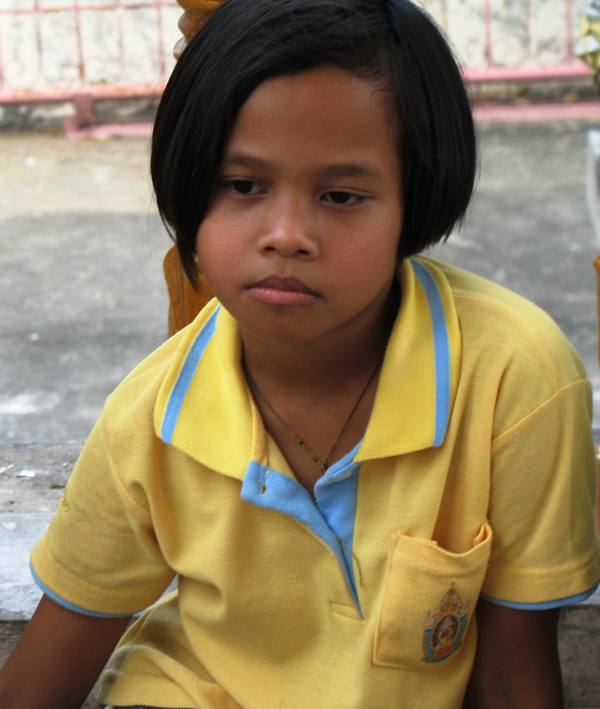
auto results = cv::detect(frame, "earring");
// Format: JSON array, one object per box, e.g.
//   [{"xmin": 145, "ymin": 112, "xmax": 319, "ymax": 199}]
[{"xmin": 193, "ymin": 253, "xmax": 200, "ymax": 269}]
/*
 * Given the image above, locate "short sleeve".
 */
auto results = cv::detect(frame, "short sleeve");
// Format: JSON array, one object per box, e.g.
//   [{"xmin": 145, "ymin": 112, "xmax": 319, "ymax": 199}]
[
  {"xmin": 481, "ymin": 379, "xmax": 600, "ymax": 607},
  {"xmin": 31, "ymin": 413, "xmax": 175, "ymax": 616}
]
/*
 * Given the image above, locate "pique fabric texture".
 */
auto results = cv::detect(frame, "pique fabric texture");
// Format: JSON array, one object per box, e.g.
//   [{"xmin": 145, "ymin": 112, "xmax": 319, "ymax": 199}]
[{"xmin": 31, "ymin": 257, "xmax": 600, "ymax": 709}]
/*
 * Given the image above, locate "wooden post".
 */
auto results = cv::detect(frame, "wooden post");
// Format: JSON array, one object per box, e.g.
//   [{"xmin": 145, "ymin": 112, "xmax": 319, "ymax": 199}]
[{"xmin": 174, "ymin": 0, "xmax": 223, "ymax": 58}]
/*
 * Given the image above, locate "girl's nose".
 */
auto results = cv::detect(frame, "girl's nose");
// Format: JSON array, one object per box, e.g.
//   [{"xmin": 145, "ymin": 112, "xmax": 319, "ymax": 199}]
[{"xmin": 257, "ymin": 200, "xmax": 319, "ymax": 259}]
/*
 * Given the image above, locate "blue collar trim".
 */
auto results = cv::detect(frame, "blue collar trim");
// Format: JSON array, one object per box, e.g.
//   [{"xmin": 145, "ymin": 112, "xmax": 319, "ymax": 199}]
[
  {"xmin": 411, "ymin": 260, "xmax": 451, "ymax": 447},
  {"xmin": 242, "ymin": 451, "xmax": 363, "ymax": 616},
  {"xmin": 161, "ymin": 306, "xmax": 220, "ymax": 444}
]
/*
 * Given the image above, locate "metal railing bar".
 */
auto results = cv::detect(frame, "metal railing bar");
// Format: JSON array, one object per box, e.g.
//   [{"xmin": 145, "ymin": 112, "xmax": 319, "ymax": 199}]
[{"xmin": 0, "ymin": 3, "xmax": 169, "ymax": 17}]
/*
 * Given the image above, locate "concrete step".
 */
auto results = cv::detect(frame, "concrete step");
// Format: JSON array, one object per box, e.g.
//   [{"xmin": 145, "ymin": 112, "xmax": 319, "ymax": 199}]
[
  {"xmin": 1, "ymin": 511, "xmax": 599, "ymax": 706},
  {"xmin": 1, "ymin": 441, "xmax": 599, "ymax": 706}
]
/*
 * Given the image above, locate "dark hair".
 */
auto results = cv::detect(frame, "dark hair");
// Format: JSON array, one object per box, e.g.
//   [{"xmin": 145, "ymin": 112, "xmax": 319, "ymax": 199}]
[{"xmin": 152, "ymin": 0, "xmax": 476, "ymax": 287}]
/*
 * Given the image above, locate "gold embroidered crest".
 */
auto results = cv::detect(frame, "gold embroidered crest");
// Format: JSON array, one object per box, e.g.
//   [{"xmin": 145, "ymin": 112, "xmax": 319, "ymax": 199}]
[{"xmin": 422, "ymin": 587, "xmax": 468, "ymax": 663}]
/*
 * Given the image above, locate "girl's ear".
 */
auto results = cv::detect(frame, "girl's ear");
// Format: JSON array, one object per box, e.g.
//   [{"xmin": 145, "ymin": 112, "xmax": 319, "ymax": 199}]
[{"xmin": 174, "ymin": 0, "xmax": 225, "ymax": 59}]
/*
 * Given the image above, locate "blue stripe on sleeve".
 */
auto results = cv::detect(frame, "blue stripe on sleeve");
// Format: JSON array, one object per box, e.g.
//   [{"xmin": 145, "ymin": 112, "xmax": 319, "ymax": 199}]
[
  {"xmin": 481, "ymin": 582, "xmax": 600, "ymax": 610},
  {"xmin": 30, "ymin": 563, "xmax": 135, "ymax": 618},
  {"xmin": 411, "ymin": 260, "xmax": 451, "ymax": 447},
  {"xmin": 161, "ymin": 306, "xmax": 220, "ymax": 444}
]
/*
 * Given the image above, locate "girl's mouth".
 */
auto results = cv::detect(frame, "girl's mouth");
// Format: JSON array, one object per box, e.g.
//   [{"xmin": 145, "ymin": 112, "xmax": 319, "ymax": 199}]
[{"xmin": 247, "ymin": 276, "xmax": 319, "ymax": 306}]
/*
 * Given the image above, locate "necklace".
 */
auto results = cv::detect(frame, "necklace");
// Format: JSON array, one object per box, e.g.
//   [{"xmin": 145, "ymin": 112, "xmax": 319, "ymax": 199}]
[{"xmin": 246, "ymin": 361, "xmax": 382, "ymax": 474}]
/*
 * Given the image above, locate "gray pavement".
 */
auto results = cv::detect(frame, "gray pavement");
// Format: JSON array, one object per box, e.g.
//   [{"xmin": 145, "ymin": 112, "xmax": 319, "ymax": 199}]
[
  {"xmin": 2, "ymin": 122, "xmax": 600, "ymax": 518},
  {"xmin": 1, "ymin": 123, "xmax": 599, "ymax": 449},
  {"xmin": 1, "ymin": 122, "xmax": 600, "ymax": 705},
  {"xmin": 436, "ymin": 122, "xmax": 600, "ymax": 396},
  {"xmin": 2, "ymin": 120, "xmax": 600, "ymax": 581},
  {"xmin": 0, "ymin": 135, "xmax": 167, "ymax": 446}
]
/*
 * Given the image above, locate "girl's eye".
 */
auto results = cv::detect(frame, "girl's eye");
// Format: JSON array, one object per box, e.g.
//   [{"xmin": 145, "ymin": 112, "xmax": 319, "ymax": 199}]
[
  {"xmin": 322, "ymin": 191, "xmax": 366, "ymax": 206},
  {"xmin": 226, "ymin": 179, "xmax": 264, "ymax": 196}
]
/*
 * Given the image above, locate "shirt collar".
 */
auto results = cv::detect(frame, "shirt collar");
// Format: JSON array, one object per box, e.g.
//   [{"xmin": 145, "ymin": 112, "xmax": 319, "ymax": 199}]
[
  {"xmin": 154, "ymin": 256, "xmax": 461, "ymax": 474},
  {"xmin": 154, "ymin": 301, "xmax": 262, "ymax": 480},
  {"xmin": 356, "ymin": 257, "xmax": 461, "ymax": 460}
]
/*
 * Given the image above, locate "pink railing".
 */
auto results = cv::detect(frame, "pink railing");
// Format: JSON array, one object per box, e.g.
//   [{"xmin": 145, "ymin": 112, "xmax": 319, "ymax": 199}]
[
  {"xmin": 0, "ymin": 0, "xmax": 593, "ymax": 130},
  {"xmin": 0, "ymin": 0, "xmax": 175, "ymax": 100}
]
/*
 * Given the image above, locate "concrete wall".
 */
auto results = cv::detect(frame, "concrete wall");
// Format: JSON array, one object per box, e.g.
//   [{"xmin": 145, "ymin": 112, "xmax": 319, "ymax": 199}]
[
  {"xmin": 422, "ymin": 0, "xmax": 584, "ymax": 69},
  {"xmin": 0, "ymin": 0, "xmax": 181, "ymax": 90},
  {"xmin": 0, "ymin": 0, "xmax": 589, "ymax": 93}
]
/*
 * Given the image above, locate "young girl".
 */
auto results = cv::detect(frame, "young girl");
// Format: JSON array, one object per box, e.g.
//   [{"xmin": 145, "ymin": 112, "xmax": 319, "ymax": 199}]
[{"xmin": 2, "ymin": 1, "xmax": 599, "ymax": 707}]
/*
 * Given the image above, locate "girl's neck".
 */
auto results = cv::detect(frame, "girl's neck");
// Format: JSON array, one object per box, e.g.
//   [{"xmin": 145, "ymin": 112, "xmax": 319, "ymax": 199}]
[{"xmin": 241, "ymin": 282, "xmax": 399, "ymax": 394}]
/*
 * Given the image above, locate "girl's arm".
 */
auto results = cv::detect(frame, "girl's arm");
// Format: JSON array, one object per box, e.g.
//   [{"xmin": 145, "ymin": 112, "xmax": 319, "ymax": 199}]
[
  {"xmin": 0, "ymin": 593, "xmax": 131, "ymax": 709},
  {"xmin": 465, "ymin": 598, "xmax": 563, "ymax": 709}
]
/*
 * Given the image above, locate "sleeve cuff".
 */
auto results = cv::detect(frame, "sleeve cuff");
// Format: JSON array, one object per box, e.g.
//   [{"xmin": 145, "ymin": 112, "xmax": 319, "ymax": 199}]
[
  {"xmin": 480, "ymin": 581, "xmax": 600, "ymax": 610},
  {"xmin": 31, "ymin": 563, "xmax": 136, "ymax": 619}
]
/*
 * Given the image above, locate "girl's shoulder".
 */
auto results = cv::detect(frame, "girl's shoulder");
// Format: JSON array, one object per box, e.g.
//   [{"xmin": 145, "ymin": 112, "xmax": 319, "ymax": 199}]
[
  {"xmin": 420, "ymin": 256, "xmax": 586, "ymax": 384},
  {"xmin": 417, "ymin": 257, "xmax": 589, "ymax": 439},
  {"xmin": 422, "ymin": 256, "xmax": 564, "ymax": 332},
  {"xmin": 103, "ymin": 299, "xmax": 221, "ymax": 433}
]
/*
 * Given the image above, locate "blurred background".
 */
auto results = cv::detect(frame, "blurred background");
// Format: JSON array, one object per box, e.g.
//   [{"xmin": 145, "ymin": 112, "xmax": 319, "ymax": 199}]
[
  {"xmin": 1, "ymin": 2, "xmax": 600, "ymax": 705},
  {"xmin": 0, "ymin": 0, "xmax": 598, "ymax": 130},
  {"xmin": 4, "ymin": 0, "xmax": 598, "ymax": 439},
  {"xmin": 0, "ymin": 0, "xmax": 593, "ymax": 89}
]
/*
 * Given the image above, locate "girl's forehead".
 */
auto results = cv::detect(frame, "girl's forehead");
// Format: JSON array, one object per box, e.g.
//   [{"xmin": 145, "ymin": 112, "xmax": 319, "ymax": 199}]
[
  {"xmin": 224, "ymin": 66, "xmax": 399, "ymax": 178},
  {"xmin": 240, "ymin": 66, "xmax": 390, "ymax": 122}
]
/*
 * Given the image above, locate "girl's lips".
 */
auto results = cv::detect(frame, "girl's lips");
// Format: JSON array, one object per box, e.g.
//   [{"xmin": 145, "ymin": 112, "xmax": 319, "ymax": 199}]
[{"xmin": 247, "ymin": 276, "xmax": 319, "ymax": 306}]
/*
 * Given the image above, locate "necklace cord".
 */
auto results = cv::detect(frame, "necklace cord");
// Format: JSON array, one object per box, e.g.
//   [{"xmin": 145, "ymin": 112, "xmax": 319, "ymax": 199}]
[{"xmin": 246, "ymin": 360, "xmax": 381, "ymax": 474}]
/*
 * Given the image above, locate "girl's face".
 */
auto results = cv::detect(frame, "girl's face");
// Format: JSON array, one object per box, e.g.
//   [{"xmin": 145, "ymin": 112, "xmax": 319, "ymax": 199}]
[{"xmin": 196, "ymin": 65, "xmax": 403, "ymax": 349}]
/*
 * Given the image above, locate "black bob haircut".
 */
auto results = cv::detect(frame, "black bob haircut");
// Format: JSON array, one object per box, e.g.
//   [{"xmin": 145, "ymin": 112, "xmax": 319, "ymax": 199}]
[{"xmin": 152, "ymin": 0, "xmax": 477, "ymax": 288}]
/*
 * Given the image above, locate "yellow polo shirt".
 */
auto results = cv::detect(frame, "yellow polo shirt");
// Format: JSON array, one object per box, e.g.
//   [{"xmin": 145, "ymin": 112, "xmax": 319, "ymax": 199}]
[{"xmin": 31, "ymin": 256, "xmax": 600, "ymax": 709}]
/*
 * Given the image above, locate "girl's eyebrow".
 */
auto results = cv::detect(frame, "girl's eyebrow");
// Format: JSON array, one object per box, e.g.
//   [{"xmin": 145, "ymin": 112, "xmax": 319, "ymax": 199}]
[
  {"xmin": 221, "ymin": 153, "xmax": 269, "ymax": 171},
  {"xmin": 319, "ymin": 163, "xmax": 382, "ymax": 180},
  {"xmin": 222, "ymin": 152, "xmax": 382, "ymax": 180}
]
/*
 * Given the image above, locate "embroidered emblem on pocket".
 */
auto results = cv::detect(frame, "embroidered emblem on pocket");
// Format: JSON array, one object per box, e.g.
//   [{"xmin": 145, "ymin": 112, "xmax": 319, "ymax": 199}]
[{"xmin": 422, "ymin": 587, "xmax": 468, "ymax": 663}]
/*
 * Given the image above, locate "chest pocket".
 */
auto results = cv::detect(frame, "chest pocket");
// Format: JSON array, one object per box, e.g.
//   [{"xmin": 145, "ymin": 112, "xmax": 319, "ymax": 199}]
[{"xmin": 373, "ymin": 522, "xmax": 492, "ymax": 669}]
